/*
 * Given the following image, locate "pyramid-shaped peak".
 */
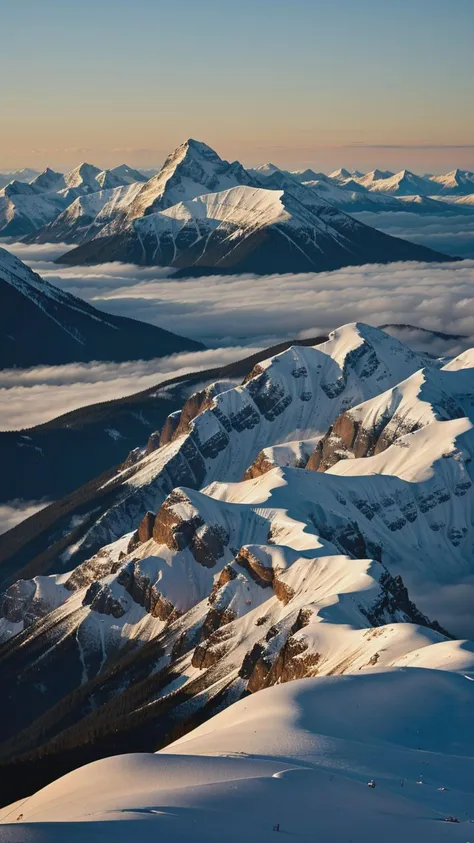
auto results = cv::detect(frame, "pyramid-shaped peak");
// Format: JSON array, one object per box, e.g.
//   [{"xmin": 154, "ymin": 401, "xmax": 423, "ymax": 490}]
[
  {"xmin": 64, "ymin": 163, "xmax": 102, "ymax": 189},
  {"xmin": 329, "ymin": 167, "xmax": 352, "ymax": 180},
  {"xmin": 182, "ymin": 138, "xmax": 221, "ymax": 159}
]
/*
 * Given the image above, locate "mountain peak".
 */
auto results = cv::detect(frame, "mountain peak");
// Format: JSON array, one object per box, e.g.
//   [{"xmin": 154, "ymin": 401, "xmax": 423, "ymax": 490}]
[
  {"xmin": 329, "ymin": 167, "xmax": 352, "ymax": 179},
  {"xmin": 64, "ymin": 162, "xmax": 102, "ymax": 189},
  {"xmin": 123, "ymin": 138, "xmax": 254, "ymax": 220}
]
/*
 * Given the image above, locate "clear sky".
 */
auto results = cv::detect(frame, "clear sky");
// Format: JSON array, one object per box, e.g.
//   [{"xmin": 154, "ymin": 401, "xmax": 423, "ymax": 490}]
[{"xmin": 1, "ymin": 0, "xmax": 473, "ymax": 174}]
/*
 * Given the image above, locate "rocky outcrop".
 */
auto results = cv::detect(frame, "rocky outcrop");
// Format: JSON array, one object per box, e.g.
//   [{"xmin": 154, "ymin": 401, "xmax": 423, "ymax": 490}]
[
  {"xmin": 243, "ymin": 450, "xmax": 277, "ymax": 480},
  {"xmin": 244, "ymin": 609, "xmax": 314, "ymax": 692},
  {"xmin": 83, "ymin": 581, "xmax": 127, "ymax": 618},
  {"xmin": 117, "ymin": 560, "xmax": 177, "ymax": 621},
  {"xmin": 65, "ymin": 550, "xmax": 123, "ymax": 592},
  {"xmin": 160, "ymin": 381, "xmax": 237, "ymax": 447},
  {"xmin": 127, "ymin": 510, "xmax": 156, "ymax": 553},
  {"xmin": 308, "ymin": 406, "xmax": 431, "ymax": 473},
  {"xmin": 192, "ymin": 623, "xmax": 236, "ymax": 669},
  {"xmin": 121, "ymin": 447, "xmax": 144, "ymax": 470},
  {"xmin": 153, "ymin": 491, "xmax": 229, "ymax": 567},
  {"xmin": 159, "ymin": 415, "xmax": 181, "ymax": 447},
  {"xmin": 235, "ymin": 547, "xmax": 275, "ymax": 586},
  {"xmin": 1, "ymin": 579, "xmax": 38, "ymax": 625},
  {"xmin": 366, "ymin": 571, "xmax": 451, "ymax": 636},
  {"xmin": 145, "ymin": 431, "xmax": 161, "ymax": 455}
]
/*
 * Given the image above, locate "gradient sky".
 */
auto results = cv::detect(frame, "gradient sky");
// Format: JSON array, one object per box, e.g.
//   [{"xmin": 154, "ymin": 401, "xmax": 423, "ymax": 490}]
[{"xmin": 1, "ymin": 0, "xmax": 473, "ymax": 174}]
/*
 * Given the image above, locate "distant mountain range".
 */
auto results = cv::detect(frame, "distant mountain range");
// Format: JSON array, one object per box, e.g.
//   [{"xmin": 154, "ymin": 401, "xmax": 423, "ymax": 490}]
[
  {"xmin": 1, "ymin": 142, "xmax": 472, "ymax": 275},
  {"xmin": 0, "ymin": 247, "xmax": 203, "ymax": 368},
  {"xmin": 51, "ymin": 140, "xmax": 453, "ymax": 272}
]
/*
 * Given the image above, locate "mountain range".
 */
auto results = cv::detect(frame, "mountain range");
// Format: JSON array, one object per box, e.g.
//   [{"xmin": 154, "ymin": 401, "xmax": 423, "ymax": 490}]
[
  {"xmin": 1, "ymin": 141, "xmax": 472, "ymax": 276},
  {"xmin": 0, "ymin": 247, "xmax": 203, "ymax": 367},
  {"xmin": 49, "ymin": 139, "xmax": 454, "ymax": 272},
  {"xmin": 1, "ymin": 322, "xmax": 474, "ymax": 812}
]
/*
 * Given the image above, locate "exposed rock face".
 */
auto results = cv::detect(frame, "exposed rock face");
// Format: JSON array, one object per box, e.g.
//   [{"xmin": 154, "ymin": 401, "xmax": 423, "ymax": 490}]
[
  {"xmin": 247, "ymin": 637, "xmax": 321, "ymax": 692},
  {"xmin": 153, "ymin": 491, "xmax": 229, "ymax": 567},
  {"xmin": 245, "ymin": 609, "xmax": 314, "ymax": 692},
  {"xmin": 235, "ymin": 547, "xmax": 275, "ymax": 586},
  {"xmin": 201, "ymin": 606, "xmax": 237, "ymax": 641},
  {"xmin": 145, "ymin": 432, "xmax": 161, "ymax": 455},
  {"xmin": 244, "ymin": 450, "xmax": 277, "ymax": 480},
  {"xmin": 159, "ymin": 415, "xmax": 181, "ymax": 447},
  {"xmin": 192, "ymin": 623, "xmax": 236, "ymax": 669},
  {"xmin": 160, "ymin": 381, "xmax": 237, "ymax": 447},
  {"xmin": 121, "ymin": 447, "xmax": 144, "ymax": 470},
  {"xmin": 1, "ymin": 579, "xmax": 37, "ymax": 624},
  {"xmin": 65, "ymin": 550, "xmax": 123, "ymax": 593},
  {"xmin": 153, "ymin": 491, "xmax": 204, "ymax": 550},
  {"xmin": 117, "ymin": 560, "xmax": 176, "ymax": 621},
  {"xmin": 127, "ymin": 510, "xmax": 156, "ymax": 553},
  {"xmin": 366, "ymin": 572, "xmax": 450, "ymax": 636},
  {"xmin": 83, "ymin": 581, "xmax": 127, "ymax": 618},
  {"xmin": 306, "ymin": 408, "xmax": 393, "ymax": 472}
]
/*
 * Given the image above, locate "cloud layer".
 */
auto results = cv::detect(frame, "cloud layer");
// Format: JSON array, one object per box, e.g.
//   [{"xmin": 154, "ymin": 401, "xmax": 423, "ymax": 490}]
[
  {"xmin": 4, "ymin": 237, "xmax": 474, "ymax": 432},
  {"xmin": 0, "ymin": 347, "xmax": 262, "ymax": 431},
  {"xmin": 352, "ymin": 212, "xmax": 474, "ymax": 260},
  {"xmin": 31, "ymin": 256, "xmax": 474, "ymax": 351},
  {"xmin": 0, "ymin": 500, "xmax": 50, "ymax": 536}
]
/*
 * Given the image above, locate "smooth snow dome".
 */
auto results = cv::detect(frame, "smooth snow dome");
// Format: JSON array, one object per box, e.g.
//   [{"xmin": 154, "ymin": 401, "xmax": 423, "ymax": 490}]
[{"xmin": 2, "ymin": 670, "xmax": 474, "ymax": 842}]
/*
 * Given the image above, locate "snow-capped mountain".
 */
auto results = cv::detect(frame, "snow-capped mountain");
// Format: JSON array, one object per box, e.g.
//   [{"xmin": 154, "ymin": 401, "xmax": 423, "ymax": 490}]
[
  {"xmin": 120, "ymin": 138, "xmax": 257, "ymax": 222},
  {"xmin": 1, "ymin": 323, "xmax": 474, "ymax": 810},
  {"xmin": 62, "ymin": 162, "xmax": 102, "ymax": 191},
  {"xmin": 328, "ymin": 167, "xmax": 354, "ymax": 182},
  {"xmin": 0, "ymin": 162, "xmax": 151, "ymax": 237},
  {"xmin": 0, "ymin": 180, "xmax": 67, "ymax": 237},
  {"xmin": 0, "ymin": 246, "xmax": 203, "ymax": 367},
  {"xmin": 0, "ymin": 167, "xmax": 39, "ymax": 190},
  {"xmin": 289, "ymin": 167, "xmax": 331, "ymax": 183},
  {"xmin": 110, "ymin": 163, "xmax": 148, "ymax": 184},
  {"xmin": 7, "ymin": 146, "xmax": 474, "ymax": 254},
  {"xmin": 247, "ymin": 162, "xmax": 282, "ymax": 179},
  {"xmin": 429, "ymin": 168, "xmax": 474, "ymax": 195},
  {"xmin": 28, "ymin": 181, "xmax": 144, "ymax": 244},
  {"xmin": 55, "ymin": 144, "xmax": 453, "ymax": 271},
  {"xmin": 29, "ymin": 167, "xmax": 65, "ymax": 192},
  {"xmin": 356, "ymin": 168, "xmax": 395, "ymax": 187},
  {"xmin": 360, "ymin": 169, "xmax": 434, "ymax": 196}
]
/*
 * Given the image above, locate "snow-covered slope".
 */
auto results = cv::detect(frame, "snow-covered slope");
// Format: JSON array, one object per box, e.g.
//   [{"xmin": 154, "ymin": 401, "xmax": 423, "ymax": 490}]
[
  {"xmin": 121, "ymin": 138, "xmax": 257, "ymax": 222},
  {"xmin": 1, "ymin": 322, "xmax": 474, "ymax": 814},
  {"xmin": 57, "ymin": 155, "xmax": 453, "ymax": 270},
  {"xmin": 355, "ymin": 168, "xmax": 395, "ymax": 187},
  {"xmin": 0, "ymin": 246, "xmax": 204, "ymax": 367},
  {"xmin": 429, "ymin": 168, "xmax": 474, "ymax": 195},
  {"xmin": 7, "ymin": 322, "xmax": 437, "ymax": 564},
  {"xmin": 0, "ymin": 181, "xmax": 67, "ymax": 237},
  {"xmin": 29, "ymin": 168, "xmax": 65, "ymax": 192},
  {"xmin": 0, "ymin": 167, "xmax": 39, "ymax": 190},
  {"xmin": 2, "ymin": 671, "xmax": 474, "ymax": 842},
  {"xmin": 361, "ymin": 169, "xmax": 434, "ymax": 196},
  {"xmin": 110, "ymin": 163, "xmax": 148, "ymax": 184},
  {"xmin": 28, "ymin": 181, "xmax": 143, "ymax": 244}
]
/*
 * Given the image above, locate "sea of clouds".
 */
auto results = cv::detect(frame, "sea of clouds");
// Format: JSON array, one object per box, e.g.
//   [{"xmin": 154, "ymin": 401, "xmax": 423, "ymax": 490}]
[
  {"xmin": 3, "ymin": 227, "xmax": 474, "ymax": 554},
  {"xmin": 3, "ymin": 238, "xmax": 474, "ymax": 435}
]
